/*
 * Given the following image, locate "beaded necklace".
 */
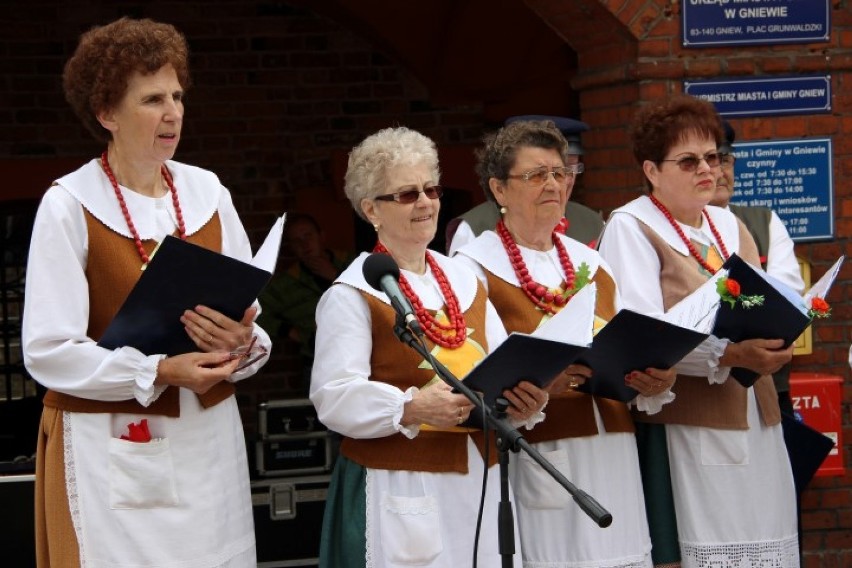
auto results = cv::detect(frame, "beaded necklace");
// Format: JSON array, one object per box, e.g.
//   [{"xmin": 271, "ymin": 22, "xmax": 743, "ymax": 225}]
[
  {"xmin": 496, "ymin": 219, "xmax": 575, "ymax": 315},
  {"xmin": 100, "ymin": 151, "xmax": 186, "ymax": 268},
  {"xmin": 648, "ymin": 193, "xmax": 729, "ymax": 274},
  {"xmin": 372, "ymin": 242, "xmax": 467, "ymax": 348}
]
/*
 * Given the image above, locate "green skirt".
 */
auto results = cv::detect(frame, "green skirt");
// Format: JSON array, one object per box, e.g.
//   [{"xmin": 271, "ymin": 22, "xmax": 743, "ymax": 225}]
[
  {"xmin": 635, "ymin": 422, "xmax": 681, "ymax": 565},
  {"xmin": 319, "ymin": 455, "xmax": 367, "ymax": 568}
]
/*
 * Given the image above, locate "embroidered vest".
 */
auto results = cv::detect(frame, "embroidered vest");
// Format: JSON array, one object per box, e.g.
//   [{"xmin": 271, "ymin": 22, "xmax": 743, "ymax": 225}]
[
  {"xmin": 485, "ymin": 267, "xmax": 635, "ymax": 442},
  {"xmin": 42, "ymin": 210, "xmax": 234, "ymax": 417},
  {"xmin": 632, "ymin": 218, "xmax": 781, "ymax": 429},
  {"xmin": 340, "ymin": 282, "xmax": 499, "ymax": 473}
]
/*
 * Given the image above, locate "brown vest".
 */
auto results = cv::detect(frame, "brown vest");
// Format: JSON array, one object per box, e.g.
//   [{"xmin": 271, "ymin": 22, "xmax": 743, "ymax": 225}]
[
  {"xmin": 631, "ymin": 219, "xmax": 781, "ymax": 429},
  {"xmin": 485, "ymin": 267, "xmax": 635, "ymax": 442},
  {"xmin": 42, "ymin": 210, "xmax": 235, "ymax": 417},
  {"xmin": 340, "ymin": 282, "xmax": 499, "ymax": 473}
]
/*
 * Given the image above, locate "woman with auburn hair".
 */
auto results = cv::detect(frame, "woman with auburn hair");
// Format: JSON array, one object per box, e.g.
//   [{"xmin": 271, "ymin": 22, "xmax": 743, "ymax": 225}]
[
  {"xmin": 598, "ymin": 95, "xmax": 798, "ymax": 567},
  {"xmin": 23, "ymin": 18, "xmax": 269, "ymax": 567}
]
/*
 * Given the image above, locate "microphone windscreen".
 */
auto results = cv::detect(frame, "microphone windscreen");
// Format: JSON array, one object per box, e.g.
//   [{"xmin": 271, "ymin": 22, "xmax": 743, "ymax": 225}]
[{"xmin": 362, "ymin": 253, "xmax": 400, "ymax": 292}]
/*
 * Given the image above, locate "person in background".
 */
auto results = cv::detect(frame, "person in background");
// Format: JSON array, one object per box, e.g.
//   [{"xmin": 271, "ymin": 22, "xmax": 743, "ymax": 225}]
[
  {"xmin": 257, "ymin": 213, "xmax": 353, "ymax": 392},
  {"xmin": 22, "ymin": 18, "xmax": 270, "ymax": 567},
  {"xmin": 455, "ymin": 118, "xmax": 675, "ymax": 567},
  {"xmin": 598, "ymin": 94, "xmax": 799, "ymax": 567},
  {"xmin": 311, "ymin": 126, "xmax": 547, "ymax": 567},
  {"xmin": 711, "ymin": 120, "xmax": 805, "ymax": 415},
  {"xmin": 446, "ymin": 115, "xmax": 604, "ymax": 255}
]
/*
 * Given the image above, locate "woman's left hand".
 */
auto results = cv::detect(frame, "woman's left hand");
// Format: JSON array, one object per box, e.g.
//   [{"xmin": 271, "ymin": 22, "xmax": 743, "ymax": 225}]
[
  {"xmin": 502, "ymin": 380, "xmax": 549, "ymax": 422},
  {"xmin": 182, "ymin": 305, "xmax": 257, "ymax": 353},
  {"xmin": 626, "ymin": 366, "xmax": 677, "ymax": 397}
]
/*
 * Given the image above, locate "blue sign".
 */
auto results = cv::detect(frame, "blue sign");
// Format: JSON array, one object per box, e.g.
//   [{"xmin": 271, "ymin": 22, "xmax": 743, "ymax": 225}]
[
  {"xmin": 729, "ymin": 138, "xmax": 833, "ymax": 242},
  {"xmin": 683, "ymin": 0, "xmax": 830, "ymax": 48},
  {"xmin": 684, "ymin": 75, "xmax": 831, "ymax": 117}
]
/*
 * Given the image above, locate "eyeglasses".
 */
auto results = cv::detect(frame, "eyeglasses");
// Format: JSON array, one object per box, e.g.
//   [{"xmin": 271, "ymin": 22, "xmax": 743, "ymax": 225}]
[
  {"xmin": 374, "ymin": 185, "xmax": 443, "ymax": 204},
  {"xmin": 506, "ymin": 164, "xmax": 584, "ymax": 185},
  {"xmin": 719, "ymin": 153, "xmax": 735, "ymax": 166},
  {"xmin": 230, "ymin": 336, "xmax": 268, "ymax": 371},
  {"xmin": 660, "ymin": 152, "xmax": 722, "ymax": 172}
]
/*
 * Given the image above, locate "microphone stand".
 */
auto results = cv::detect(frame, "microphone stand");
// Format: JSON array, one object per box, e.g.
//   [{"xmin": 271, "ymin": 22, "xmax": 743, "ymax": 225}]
[{"xmin": 392, "ymin": 317, "xmax": 612, "ymax": 567}]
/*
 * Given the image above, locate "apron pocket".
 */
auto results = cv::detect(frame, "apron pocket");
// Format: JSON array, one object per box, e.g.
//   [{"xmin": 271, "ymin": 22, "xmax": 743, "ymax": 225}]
[
  {"xmin": 699, "ymin": 427, "xmax": 748, "ymax": 466},
  {"xmin": 380, "ymin": 493, "xmax": 443, "ymax": 565},
  {"xmin": 108, "ymin": 437, "xmax": 179, "ymax": 509},
  {"xmin": 514, "ymin": 448, "xmax": 573, "ymax": 509}
]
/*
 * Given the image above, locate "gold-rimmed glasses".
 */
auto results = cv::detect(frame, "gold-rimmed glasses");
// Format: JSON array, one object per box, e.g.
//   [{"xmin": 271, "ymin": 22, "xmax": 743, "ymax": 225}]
[{"xmin": 506, "ymin": 164, "xmax": 584, "ymax": 186}]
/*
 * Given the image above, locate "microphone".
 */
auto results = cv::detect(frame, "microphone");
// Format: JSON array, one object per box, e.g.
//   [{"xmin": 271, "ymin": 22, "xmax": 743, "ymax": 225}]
[{"xmin": 362, "ymin": 253, "xmax": 423, "ymax": 336}]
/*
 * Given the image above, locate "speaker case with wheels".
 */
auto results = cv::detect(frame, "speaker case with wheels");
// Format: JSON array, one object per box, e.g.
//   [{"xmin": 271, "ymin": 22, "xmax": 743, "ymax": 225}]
[
  {"xmin": 256, "ymin": 399, "xmax": 335, "ymax": 477},
  {"xmin": 255, "ymin": 432, "xmax": 334, "ymax": 477},
  {"xmin": 258, "ymin": 398, "xmax": 325, "ymax": 439},
  {"xmin": 252, "ymin": 474, "xmax": 330, "ymax": 567}
]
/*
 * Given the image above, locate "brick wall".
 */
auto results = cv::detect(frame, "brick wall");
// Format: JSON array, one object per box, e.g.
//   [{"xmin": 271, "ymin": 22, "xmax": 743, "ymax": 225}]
[
  {"xmin": 1, "ymin": 1, "xmax": 490, "ymax": 422},
  {"xmin": 2, "ymin": 0, "xmax": 851, "ymax": 561}
]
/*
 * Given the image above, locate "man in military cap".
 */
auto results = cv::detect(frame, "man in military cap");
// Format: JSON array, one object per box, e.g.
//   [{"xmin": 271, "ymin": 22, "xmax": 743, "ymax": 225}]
[
  {"xmin": 711, "ymin": 119, "xmax": 804, "ymax": 415},
  {"xmin": 445, "ymin": 115, "xmax": 604, "ymax": 255}
]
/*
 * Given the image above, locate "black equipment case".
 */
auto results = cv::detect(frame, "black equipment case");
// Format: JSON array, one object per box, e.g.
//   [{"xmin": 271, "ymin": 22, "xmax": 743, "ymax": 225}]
[{"xmin": 252, "ymin": 474, "xmax": 330, "ymax": 567}]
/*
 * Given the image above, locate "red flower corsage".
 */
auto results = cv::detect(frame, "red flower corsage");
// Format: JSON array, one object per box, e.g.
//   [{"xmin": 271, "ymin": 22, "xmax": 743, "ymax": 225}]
[
  {"xmin": 120, "ymin": 419, "xmax": 152, "ymax": 443},
  {"xmin": 808, "ymin": 297, "xmax": 831, "ymax": 319},
  {"xmin": 717, "ymin": 277, "xmax": 764, "ymax": 309}
]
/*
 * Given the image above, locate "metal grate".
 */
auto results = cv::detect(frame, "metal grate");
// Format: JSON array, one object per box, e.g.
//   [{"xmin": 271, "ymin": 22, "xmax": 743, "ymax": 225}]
[{"xmin": 0, "ymin": 200, "xmax": 38, "ymax": 401}]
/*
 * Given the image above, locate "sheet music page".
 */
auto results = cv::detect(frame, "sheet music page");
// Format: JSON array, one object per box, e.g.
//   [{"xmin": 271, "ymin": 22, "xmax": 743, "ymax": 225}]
[
  {"xmin": 251, "ymin": 214, "xmax": 286, "ymax": 273},
  {"xmin": 532, "ymin": 282, "xmax": 595, "ymax": 346},
  {"xmin": 659, "ymin": 271, "xmax": 724, "ymax": 334},
  {"xmin": 803, "ymin": 255, "xmax": 845, "ymax": 303}
]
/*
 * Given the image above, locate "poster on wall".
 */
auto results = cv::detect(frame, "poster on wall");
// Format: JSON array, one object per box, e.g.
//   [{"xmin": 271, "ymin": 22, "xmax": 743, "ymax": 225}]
[
  {"xmin": 682, "ymin": 0, "xmax": 830, "ymax": 48},
  {"xmin": 729, "ymin": 138, "xmax": 833, "ymax": 242},
  {"xmin": 684, "ymin": 75, "xmax": 831, "ymax": 117}
]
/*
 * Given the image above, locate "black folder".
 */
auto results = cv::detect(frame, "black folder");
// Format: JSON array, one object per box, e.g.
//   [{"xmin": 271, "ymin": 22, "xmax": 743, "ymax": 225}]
[
  {"xmin": 460, "ymin": 309, "xmax": 707, "ymax": 412},
  {"xmin": 781, "ymin": 413, "xmax": 835, "ymax": 495},
  {"xmin": 576, "ymin": 310, "xmax": 709, "ymax": 402},
  {"xmin": 460, "ymin": 333, "xmax": 588, "ymax": 408},
  {"xmin": 712, "ymin": 254, "xmax": 811, "ymax": 387},
  {"xmin": 97, "ymin": 235, "xmax": 273, "ymax": 356}
]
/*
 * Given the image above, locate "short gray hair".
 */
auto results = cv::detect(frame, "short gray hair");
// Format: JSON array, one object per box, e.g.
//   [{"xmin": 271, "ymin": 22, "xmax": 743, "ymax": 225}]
[{"xmin": 344, "ymin": 126, "xmax": 440, "ymax": 220}]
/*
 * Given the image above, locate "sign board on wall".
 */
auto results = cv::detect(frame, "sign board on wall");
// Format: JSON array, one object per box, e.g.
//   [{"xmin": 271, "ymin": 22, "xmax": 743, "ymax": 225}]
[
  {"xmin": 682, "ymin": 0, "xmax": 830, "ymax": 48},
  {"xmin": 729, "ymin": 138, "xmax": 833, "ymax": 242},
  {"xmin": 684, "ymin": 76, "xmax": 831, "ymax": 117}
]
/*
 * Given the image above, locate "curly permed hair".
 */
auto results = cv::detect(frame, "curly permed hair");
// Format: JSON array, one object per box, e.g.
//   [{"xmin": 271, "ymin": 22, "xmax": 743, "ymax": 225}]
[
  {"xmin": 63, "ymin": 17, "xmax": 191, "ymax": 143},
  {"xmin": 629, "ymin": 94, "xmax": 724, "ymax": 190},
  {"xmin": 344, "ymin": 127, "xmax": 440, "ymax": 221},
  {"xmin": 474, "ymin": 120, "xmax": 569, "ymax": 203}
]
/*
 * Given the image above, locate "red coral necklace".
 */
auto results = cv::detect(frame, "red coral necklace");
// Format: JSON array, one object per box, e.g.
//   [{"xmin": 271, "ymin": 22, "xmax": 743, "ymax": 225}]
[
  {"xmin": 100, "ymin": 151, "xmax": 186, "ymax": 268},
  {"xmin": 496, "ymin": 219, "xmax": 575, "ymax": 315},
  {"xmin": 648, "ymin": 193, "xmax": 729, "ymax": 274},
  {"xmin": 372, "ymin": 242, "xmax": 467, "ymax": 348}
]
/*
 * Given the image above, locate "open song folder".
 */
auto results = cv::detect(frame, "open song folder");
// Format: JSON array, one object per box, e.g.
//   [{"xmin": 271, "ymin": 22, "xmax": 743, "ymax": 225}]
[{"xmin": 98, "ymin": 216, "xmax": 285, "ymax": 356}]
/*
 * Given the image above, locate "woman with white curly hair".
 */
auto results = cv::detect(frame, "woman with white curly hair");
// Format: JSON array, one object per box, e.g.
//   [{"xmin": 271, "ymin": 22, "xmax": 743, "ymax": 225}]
[{"xmin": 311, "ymin": 126, "xmax": 545, "ymax": 567}]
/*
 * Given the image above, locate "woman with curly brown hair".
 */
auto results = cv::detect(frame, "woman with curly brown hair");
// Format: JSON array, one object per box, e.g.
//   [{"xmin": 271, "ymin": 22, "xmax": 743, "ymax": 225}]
[
  {"xmin": 598, "ymin": 95, "xmax": 798, "ymax": 567},
  {"xmin": 22, "ymin": 17, "xmax": 269, "ymax": 567}
]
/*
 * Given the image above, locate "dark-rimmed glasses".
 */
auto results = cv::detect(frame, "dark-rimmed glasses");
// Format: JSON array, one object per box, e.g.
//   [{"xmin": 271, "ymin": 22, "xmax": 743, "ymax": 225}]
[
  {"xmin": 506, "ymin": 164, "xmax": 584, "ymax": 186},
  {"xmin": 719, "ymin": 153, "xmax": 735, "ymax": 166},
  {"xmin": 374, "ymin": 185, "xmax": 443, "ymax": 204},
  {"xmin": 660, "ymin": 152, "xmax": 721, "ymax": 172}
]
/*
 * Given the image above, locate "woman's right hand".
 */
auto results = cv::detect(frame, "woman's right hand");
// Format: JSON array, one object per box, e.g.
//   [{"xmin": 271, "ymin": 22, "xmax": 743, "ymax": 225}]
[
  {"xmin": 719, "ymin": 338, "xmax": 793, "ymax": 376},
  {"xmin": 154, "ymin": 352, "xmax": 242, "ymax": 394},
  {"xmin": 401, "ymin": 382, "xmax": 475, "ymax": 428}
]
